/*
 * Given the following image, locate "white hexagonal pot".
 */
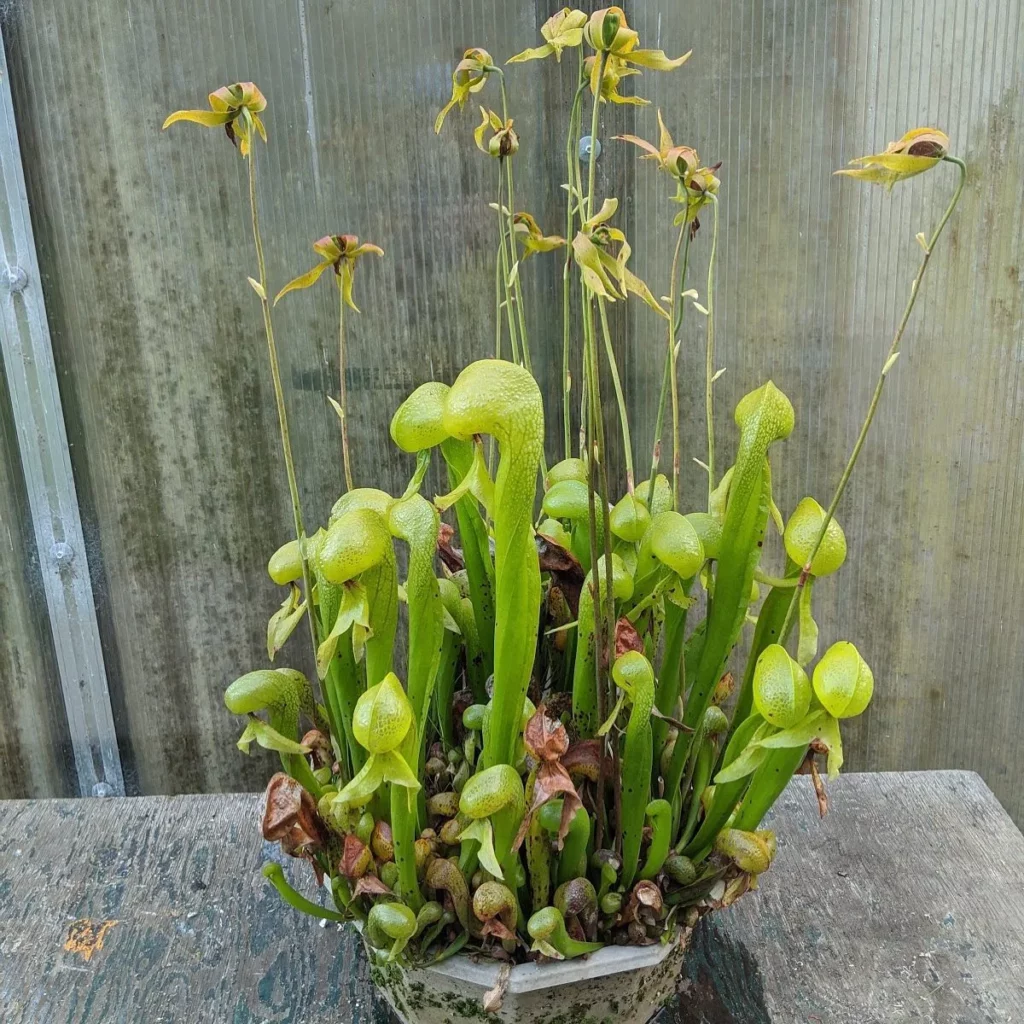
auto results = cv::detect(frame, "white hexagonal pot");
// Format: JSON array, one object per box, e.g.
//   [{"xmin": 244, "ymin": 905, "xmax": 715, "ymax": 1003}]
[{"xmin": 365, "ymin": 928, "xmax": 691, "ymax": 1024}]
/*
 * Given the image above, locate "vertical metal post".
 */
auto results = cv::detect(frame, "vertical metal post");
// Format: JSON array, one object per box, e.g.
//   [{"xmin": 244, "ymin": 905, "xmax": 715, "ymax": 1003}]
[{"xmin": 0, "ymin": 31, "xmax": 124, "ymax": 796}]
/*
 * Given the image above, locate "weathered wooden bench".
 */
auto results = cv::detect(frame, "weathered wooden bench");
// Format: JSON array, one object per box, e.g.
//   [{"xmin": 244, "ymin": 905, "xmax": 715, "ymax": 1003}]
[{"xmin": 1, "ymin": 771, "xmax": 1022, "ymax": 1023}]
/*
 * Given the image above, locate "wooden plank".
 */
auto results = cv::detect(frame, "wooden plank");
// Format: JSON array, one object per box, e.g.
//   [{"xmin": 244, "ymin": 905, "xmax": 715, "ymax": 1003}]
[
  {"xmin": 0, "ymin": 772, "xmax": 1021, "ymax": 1022},
  {"xmin": 674, "ymin": 770, "xmax": 1024, "ymax": 1023}
]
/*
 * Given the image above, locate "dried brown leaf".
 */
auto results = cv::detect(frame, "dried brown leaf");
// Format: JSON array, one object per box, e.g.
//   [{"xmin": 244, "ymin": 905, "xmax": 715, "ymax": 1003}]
[
  {"xmin": 633, "ymin": 879, "xmax": 663, "ymax": 911},
  {"xmin": 523, "ymin": 704, "xmax": 569, "ymax": 762},
  {"xmin": 340, "ymin": 833, "xmax": 372, "ymax": 880},
  {"xmin": 482, "ymin": 962, "xmax": 512, "ymax": 1014},
  {"xmin": 614, "ymin": 616, "xmax": 644, "ymax": 658},
  {"xmin": 712, "ymin": 671, "xmax": 736, "ymax": 705},
  {"xmin": 261, "ymin": 772, "xmax": 323, "ymax": 851},
  {"xmin": 352, "ymin": 874, "xmax": 392, "ymax": 899},
  {"xmin": 437, "ymin": 522, "xmax": 464, "ymax": 574},
  {"xmin": 537, "ymin": 534, "xmax": 584, "ymax": 614},
  {"xmin": 300, "ymin": 729, "xmax": 333, "ymax": 769},
  {"xmin": 514, "ymin": 760, "xmax": 582, "ymax": 851}
]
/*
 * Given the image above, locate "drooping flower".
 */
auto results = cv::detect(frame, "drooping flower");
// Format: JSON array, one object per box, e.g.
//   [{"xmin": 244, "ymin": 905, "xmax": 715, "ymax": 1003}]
[
  {"xmin": 674, "ymin": 162, "xmax": 720, "ymax": 227},
  {"xmin": 834, "ymin": 127, "xmax": 949, "ymax": 190},
  {"xmin": 615, "ymin": 111, "xmax": 719, "ymax": 226},
  {"xmin": 512, "ymin": 212, "xmax": 566, "ymax": 258},
  {"xmin": 572, "ymin": 197, "xmax": 667, "ymax": 317},
  {"xmin": 274, "ymin": 234, "xmax": 383, "ymax": 311},
  {"xmin": 585, "ymin": 55, "xmax": 648, "ymax": 107},
  {"xmin": 474, "ymin": 108, "xmax": 520, "ymax": 158},
  {"xmin": 163, "ymin": 82, "xmax": 268, "ymax": 157},
  {"xmin": 583, "ymin": 7, "xmax": 691, "ymax": 71},
  {"xmin": 434, "ymin": 48, "xmax": 495, "ymax": 134},
  {"xmin": 508, "ymin": 8, "xmax": 588, "ymax": 63},
  {"xmin": 616, "ymin": 111, "xmax": 698, "ymax": 179}
]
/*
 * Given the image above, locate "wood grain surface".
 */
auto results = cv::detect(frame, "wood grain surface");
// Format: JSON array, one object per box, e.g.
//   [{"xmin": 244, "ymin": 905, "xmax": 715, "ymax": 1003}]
[{"xmin": 1, "ymin": 771, "xmax": 1022, "ymax": 1023}]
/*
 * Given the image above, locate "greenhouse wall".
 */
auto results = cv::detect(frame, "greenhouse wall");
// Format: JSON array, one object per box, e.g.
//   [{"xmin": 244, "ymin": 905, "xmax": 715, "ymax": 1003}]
[{"xmin": 1, "ymin": 0, "xmax": 1022, "ymax": 819}]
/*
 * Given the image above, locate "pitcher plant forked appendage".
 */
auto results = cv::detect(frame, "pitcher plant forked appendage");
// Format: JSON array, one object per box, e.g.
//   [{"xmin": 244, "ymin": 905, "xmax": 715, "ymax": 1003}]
[{"xmin": 163, "ymin": 2, "xmax": 966, "ymax": 983}]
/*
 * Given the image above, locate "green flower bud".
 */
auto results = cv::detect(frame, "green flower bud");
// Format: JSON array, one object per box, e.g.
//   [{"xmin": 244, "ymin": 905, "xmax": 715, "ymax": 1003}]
[
  {"xmin": 702, "ymin": 705, "xmax": 729, "ymax": 736},
  {"xmin": 380, "ymin": 860, "xmax": 400, "ymax": 891},
  {"xmin": 685, "ymin": 512, "xmax": 722, "ymax": 560},
  {"xmin": 352, "ymin": 673, "xmax": 414, "ymax": 754},
  {"xmin": 753, "ymin": 644, "xmax": 811, "ymax": 727},
  {"xmin": 545, "ymin": 458, "xmax": 588, "ymax": 487},
  {"xmin": 784, "ymin": 497, "xmax": 847, "ymax": 576},
  {"xmin": 267, "ymin": 539, "xmax": 303, "ymax": 585},
  {"xmin": 390, "ymin": 381, "xmax": 450, "ymax": 452},
  {"xmin": 812, "ymin": 641, "xmax": 873, "ymax": 718},
  {"xmin": 610, "ymin": 493, "xmax": 651, "ymax": 543}
]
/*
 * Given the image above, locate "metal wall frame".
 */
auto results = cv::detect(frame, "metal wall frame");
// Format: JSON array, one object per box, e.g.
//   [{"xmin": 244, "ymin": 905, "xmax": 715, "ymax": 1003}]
[{"xmin": 0, "ymin": 28, "xmax": 123, "ymax": 797}]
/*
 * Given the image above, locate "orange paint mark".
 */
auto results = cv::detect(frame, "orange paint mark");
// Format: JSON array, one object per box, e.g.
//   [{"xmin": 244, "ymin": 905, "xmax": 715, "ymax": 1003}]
[{"xmin": 63, "ymin": 918, "xmax": 119, "ymax": 962}]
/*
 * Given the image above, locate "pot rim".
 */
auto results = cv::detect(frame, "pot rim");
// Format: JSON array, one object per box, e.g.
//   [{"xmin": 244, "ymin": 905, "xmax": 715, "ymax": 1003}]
[
  {"xmin": 357, "ymin": 919, "xmax": 687, "ymax": 997},
  {"xmin": 424, "ymin": 934, "xmax": 683, "ymax": 996}
]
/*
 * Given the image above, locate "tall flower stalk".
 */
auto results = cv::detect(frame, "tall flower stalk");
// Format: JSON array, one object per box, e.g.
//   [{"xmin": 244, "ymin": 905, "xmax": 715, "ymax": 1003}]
[
  {"xmin": 703, "ymin": 193, "xmax": 720, "ymax": 507},
  {"xmin": 617, "ymin": 112, "xmax": 717, "ymax": 510},
  {"xmin": 646, "ymin": 222, "xmax": 690, "ymax": 509},
  {"xmin": 275, "ymin": 233, "xmax": 383, "ymax": 493},
  {"xmin": 778, "ymin": 148, "xmax": 967, "ymax": 640},
  {"xmin": 164, "ymin": 84, "xmax": 319, "ymax": 661},
  {"xmin": 561, "ymin": 58, "xmax": 588, "ymax": 457}
]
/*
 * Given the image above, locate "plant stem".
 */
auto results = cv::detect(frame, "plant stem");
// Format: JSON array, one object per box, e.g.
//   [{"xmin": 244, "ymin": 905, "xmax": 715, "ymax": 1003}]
[
  {"xmin": 505, "ymin": 157, "xmax": 529, "ymax": 366},
  {"xmin": 647, "ymin": 222, "xmax": 691, "ymax": 509},
  {"xmin": 579, "ymin": 57, "xmax": 616, "ymax": 848},
  {"xmin": 335, "ymin": 277, "xmax": 354, "ymax": 492},
  {"xmin": 778, "ymin": 156, "xmax": 967, "ymax": 640},
  {"xmin": 247, "ymin": 152, "xmax": 319, "ymax": 660},
  {"xmin": 585, "ymin": 52, "xmax": 607, "ymax": 222},
  {"xmin": 562, "ymin": 65, "xmax": 588, "ymax": 459},
  {"xmin": 597, "ymin": 296, "xmax": 635, "ymax": 492},
  {"xmin": 704, "ymin": 194, "xmax": 720, "ymax": 509},
  {"xmin": 583, "ymin": 393, "xmax": 607, "ymax": 849},
  {"xmin": 495, "ymin": 160, "xmax": 520, "ymax": 364},
  {"xmin": 495, "ymin": 162, "xmax": 503, "ymax": 361},
  {"xmin": 578, "ymin": 358, "xmax": 588, "ymax": 459},
  {"xmin": 496, "ymin": 75, "xmax": 530, "ymax": 371},
  {"xmin": 262, "ymin": 863, "xmax": 346, "ymax": 922}
]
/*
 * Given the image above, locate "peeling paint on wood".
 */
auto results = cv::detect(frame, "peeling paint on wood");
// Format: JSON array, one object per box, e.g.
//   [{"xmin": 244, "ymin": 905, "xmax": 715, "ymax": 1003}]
[{"xmin": 64, "ymin": 918, "xmax": 119, "ymax": 961}]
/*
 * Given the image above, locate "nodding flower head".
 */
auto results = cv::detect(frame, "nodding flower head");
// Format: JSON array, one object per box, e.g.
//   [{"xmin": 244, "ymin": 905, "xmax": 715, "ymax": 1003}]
[
  {"xmin": 616, "ymin": 111, "xmax": 698, "ymax": 179},
  {"xmin": 163, "ymin": 82, "xmax": 267, "ymax": 156},
  {"xmin": 571, "ymin": 198, "xmax": 667, "ymax": 317},
  {"xmin": 584, "ymin": 7, "xmax": 633, "ymax": 53},
  {"xmin": 584, "ymin": 54, "xmax": 646, "ymax": 107},
  {"xmin": 508, "ymin": 8, "xmax": 588, "ymax": 64},
  {"xmin": 435, "ymin": 47, "xmax": 495, "ymax": 134},
  {"xmin": 617, "ymin": 113, "xmax": 721, "ymax": 228},
  {"xmin": 274, "ymin": 234, "xmax": 383, "ymax": 310},
  {"xmin": 512, "ymin": 212, "xmax": 565, "ymax": 259},
  {"xmin": 584, "ymin": 8, "xmax": 691, "ymax": 71},
  {"xmin": 835, "ymin": 127, "xmax": 949, "ymax": 190},
  {"xmin": 474, "ymin": 108, "xmax": 520, "ymax": 159}
]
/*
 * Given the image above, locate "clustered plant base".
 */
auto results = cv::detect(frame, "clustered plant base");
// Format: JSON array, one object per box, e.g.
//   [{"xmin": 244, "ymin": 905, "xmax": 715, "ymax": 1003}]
[{"xmin": 164, "ymin": 6, "xmax": 965, "ymax": 1022}]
